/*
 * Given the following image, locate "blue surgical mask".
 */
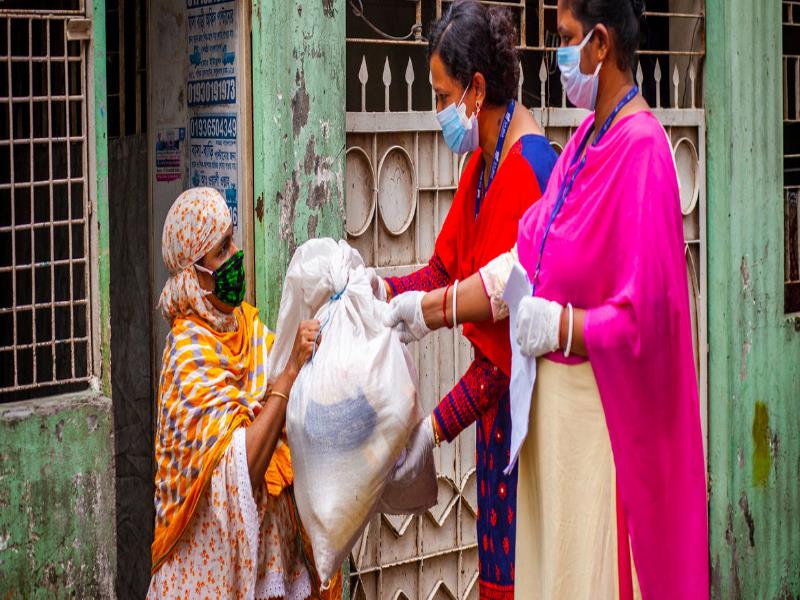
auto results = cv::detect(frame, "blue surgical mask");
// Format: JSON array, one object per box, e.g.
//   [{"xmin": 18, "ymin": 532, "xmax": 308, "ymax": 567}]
[
  {"xmin": 436, "ymin": 85, "xmax": 480, "ymax": 155},
  {"xmin": 557, "ymin": 28, "xmax": 602, "ymax": 110}
]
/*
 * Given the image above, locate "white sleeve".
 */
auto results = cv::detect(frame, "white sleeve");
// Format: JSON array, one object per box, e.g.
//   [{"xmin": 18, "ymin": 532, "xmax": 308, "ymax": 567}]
[{"xmin": 232, "ymin": 426, "xmax": 260, "ymax": 571}]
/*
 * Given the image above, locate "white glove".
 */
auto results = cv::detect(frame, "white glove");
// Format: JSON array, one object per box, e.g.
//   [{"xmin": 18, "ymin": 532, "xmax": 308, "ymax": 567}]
[
  {"xmin": 366, "ymin": 267, "xmax": 387, "ymax": 302},
  {"xmin": 391, "ymin": 416, "xmax": 435, "ymax": 484},
  {"xmin": 515, "ymin": 296, "xmax": 563, "ymax": 357},
  {"xmin": 383, "ymin": 291, "xmax": 431, "ymax": 344}
]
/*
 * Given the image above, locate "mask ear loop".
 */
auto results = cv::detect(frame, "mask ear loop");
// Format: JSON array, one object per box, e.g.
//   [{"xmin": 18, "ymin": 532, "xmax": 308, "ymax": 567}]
[
  {"xmin": 578, "ymin": 27, "xmax": 596, "ymax": 51},
  {"xmin": 458, "ymin": 81, "xmax": 481, "ymax": 124},
  {"xmin": 579, "ymin": 27, "xmax": 603, "ymax": 76},
  {"xmin": 194, "ymin": 262, "xmax": 216, "ymax": 297},
  {"xmin": 456, "ymin": 83, "xmax": 470, "ymax": 107}
]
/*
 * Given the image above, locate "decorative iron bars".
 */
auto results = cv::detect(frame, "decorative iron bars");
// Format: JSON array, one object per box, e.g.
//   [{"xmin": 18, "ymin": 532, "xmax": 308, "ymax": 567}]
[
  {"xmin": 0, "ymin": 12, "xmax": 94, "ymax": 398},
  {"xmin": 346, "ymin": 0, "xmax": 705, "ymax": 114},
  {"xmin": 784, "ymin": 0, "xmax": 800, "ymax": 313}
]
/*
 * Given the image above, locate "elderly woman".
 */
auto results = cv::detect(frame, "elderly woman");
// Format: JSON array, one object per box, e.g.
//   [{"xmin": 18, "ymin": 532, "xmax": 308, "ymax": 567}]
[
  {"xmin": 147, "ymin": 188, "xmax": 337, "ymax": 599},
  {"xmin": 385, "ymin": 0, "xmax": 708, "ymax": 598}
]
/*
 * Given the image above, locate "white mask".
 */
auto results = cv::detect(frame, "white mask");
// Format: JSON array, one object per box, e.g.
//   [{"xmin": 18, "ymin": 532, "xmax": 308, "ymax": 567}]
[
  {"xmin": 435, "ymin": 85, "xmax": 480, "ymax": 154},
  {"xmin": 557, "ymin": 28, "xmax": 602, "ymax": 110}
]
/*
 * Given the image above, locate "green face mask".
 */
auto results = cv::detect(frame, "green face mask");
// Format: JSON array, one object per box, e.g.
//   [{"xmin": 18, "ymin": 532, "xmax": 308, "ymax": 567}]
[{"xmin": 196, "ymin": 249, "xmax": 246, "ymax": 307}]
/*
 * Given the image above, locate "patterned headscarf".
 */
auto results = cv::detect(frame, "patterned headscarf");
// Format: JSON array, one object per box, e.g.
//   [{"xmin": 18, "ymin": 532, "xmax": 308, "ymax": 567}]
[{"xmin": 158, "ymin": 187, "xmax": 237, "ymax": 332}]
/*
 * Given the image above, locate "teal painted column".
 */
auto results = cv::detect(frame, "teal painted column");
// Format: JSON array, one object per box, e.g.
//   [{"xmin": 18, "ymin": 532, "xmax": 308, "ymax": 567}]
[
  {"xmin": 93, "ymin": 0, "xmax": 111, "ymax": 396},
  {"xmin": 706, "ymin": 1, "xmax": 800, "ymax": 597},
  {"xmin": 251, "ymin": 0, "xmax": 345, "ymax": 328}
]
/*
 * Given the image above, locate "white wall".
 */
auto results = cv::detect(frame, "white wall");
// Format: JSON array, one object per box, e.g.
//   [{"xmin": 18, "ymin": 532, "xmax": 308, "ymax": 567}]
[
  {"xmin": 147, "ymin": 0, "xmax": 252, "ymax": 362},
  {"xmin": 148, "ymin": 0, "xmax": 190, "ymax": 355}
]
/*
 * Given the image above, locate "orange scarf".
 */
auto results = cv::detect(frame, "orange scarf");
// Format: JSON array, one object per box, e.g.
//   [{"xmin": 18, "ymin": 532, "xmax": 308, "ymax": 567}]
[{"xmin": 151, "ymin": 302, "xmax": 293, "ymax": 572}]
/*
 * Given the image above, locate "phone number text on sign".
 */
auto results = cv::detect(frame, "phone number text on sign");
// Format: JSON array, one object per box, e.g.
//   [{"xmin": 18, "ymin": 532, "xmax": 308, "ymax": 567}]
[
  {"xmin": 188, "ymin": 77, "xmax": 236, "ymax": 106},
  {"xmin": 189, "ymin": 115, "xmax": 239, "ymax": 229},
  {"xmin": 190, "ymin": 115, "xmax": 237, "ymax": 139}
]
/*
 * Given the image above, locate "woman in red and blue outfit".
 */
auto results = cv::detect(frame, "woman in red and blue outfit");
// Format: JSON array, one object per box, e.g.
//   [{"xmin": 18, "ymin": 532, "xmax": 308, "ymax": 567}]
[{"xmin": 370, "ymin": 2, "xmax": 557, "ymax": 597}]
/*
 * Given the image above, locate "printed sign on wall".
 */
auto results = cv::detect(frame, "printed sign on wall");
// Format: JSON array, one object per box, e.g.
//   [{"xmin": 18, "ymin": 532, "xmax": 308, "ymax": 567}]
[
  {"xmin": 186, "ymin": 0, "xmax": 242, "ymax": 242},
  {"xmin": 189, "ymin": 115, "xmax": 239, "ymax": 228},
  {"xmin": 155, "ymin": 127, "xmax": 185, "ymax": 182},
  {"xmin": 186, "ymin": 0, "xmax": 237, "ymax": 107}
]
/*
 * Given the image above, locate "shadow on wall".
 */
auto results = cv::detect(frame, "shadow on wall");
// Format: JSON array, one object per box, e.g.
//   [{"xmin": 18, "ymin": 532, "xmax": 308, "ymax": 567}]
[{"xmin": 109, "ymin": 134, "xmax": 154, "ymax": 600}]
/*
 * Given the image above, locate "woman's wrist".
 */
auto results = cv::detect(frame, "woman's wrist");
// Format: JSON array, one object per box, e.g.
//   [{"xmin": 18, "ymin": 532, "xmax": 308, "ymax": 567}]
[
  {"xmin": 422, "ymin": 288, "xmax": 445, "ymax": 330},
  {"xmin": 276, "ymin": 367, "xmax": 297, "ymax": 393},
  {"xmin": 559, "ymin": 306, "xmax": 567, "ymax": 350}
]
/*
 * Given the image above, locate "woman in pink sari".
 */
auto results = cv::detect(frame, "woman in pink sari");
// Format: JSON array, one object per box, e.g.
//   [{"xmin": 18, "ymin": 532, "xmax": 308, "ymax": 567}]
[{"xmin": 384, "ymin": 0, "xmax": 708, "ymax": 598}]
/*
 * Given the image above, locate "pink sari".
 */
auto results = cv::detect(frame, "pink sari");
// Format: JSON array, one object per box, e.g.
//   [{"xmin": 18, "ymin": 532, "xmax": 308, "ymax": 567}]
[{"xmin": 517, "ymin": 111, "xmax": 708, "ymax": 599}]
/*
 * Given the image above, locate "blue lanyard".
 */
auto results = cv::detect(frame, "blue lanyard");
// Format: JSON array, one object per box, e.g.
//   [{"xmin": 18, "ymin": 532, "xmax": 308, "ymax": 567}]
[
  {"xmin": 531, "ymin": 86, "xmax": 639, "ymax": 293},
  {"xmin": 476, "ymin": 99, "xmax": 516, "ymax": 219}
]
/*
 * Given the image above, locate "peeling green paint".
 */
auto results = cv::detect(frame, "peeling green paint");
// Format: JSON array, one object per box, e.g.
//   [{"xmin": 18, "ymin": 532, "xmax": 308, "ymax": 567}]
[
  {"xmin": 706, "ymin": 0, "xmax": 800, "ymax": 597},
  {"xmin": 0, "ymin": 5, "xmax": 116, "ymax": 597},
  {"xmin": 251, "ymin": 0, "xmax": 345, "ymax": 328},
  {"xmin": 752, "ymin": 402, "xmax": 772, "ymax": 488},
  {"xmin": 0, "ymin": 394, "xmax": 115, "ymax": 598},
  {"xmin": 93, "ymin": 0, "xmax": 111, "ymax": 397}
]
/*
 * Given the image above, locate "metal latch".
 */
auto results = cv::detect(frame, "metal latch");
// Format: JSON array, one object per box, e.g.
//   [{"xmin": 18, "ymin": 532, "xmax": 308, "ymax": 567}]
[{"xmin": 66, "ymin": 19, "xmax": 92, "ymax": 41}]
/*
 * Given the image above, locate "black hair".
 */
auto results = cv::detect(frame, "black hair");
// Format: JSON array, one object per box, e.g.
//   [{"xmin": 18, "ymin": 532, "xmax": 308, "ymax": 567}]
[
  {"xmin": 427, "ymin": 0, "xmax": 519, "ymax": 107},
  {"xmin": 568, "ymin": 0, "xmax": 645, "ymax": 71}
]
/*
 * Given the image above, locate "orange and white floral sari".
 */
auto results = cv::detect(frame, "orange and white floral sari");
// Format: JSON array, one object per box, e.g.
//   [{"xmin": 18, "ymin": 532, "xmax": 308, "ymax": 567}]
[
  {"xmin": 148, "ymin": 189, "xmax": 339, "ymax": 599},
  {"xmin": 148, "ymin": 303, "xmax": 314, "ymax": 599}
]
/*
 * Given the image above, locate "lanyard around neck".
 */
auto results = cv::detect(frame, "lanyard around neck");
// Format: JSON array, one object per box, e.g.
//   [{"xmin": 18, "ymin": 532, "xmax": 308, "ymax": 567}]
[
  {"xmin": 475, "ymin": 99, "xmax": 515, "ymax": 219},
  {"xmin": 531, "ymin": 85, "xmax": 639, "ymax": 293}
]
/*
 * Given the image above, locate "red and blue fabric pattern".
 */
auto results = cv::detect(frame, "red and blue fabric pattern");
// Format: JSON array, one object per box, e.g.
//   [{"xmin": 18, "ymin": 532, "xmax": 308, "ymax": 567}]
[{"xmin": 385, "ymin": 134, "xmax": 557, "ymax": 599}]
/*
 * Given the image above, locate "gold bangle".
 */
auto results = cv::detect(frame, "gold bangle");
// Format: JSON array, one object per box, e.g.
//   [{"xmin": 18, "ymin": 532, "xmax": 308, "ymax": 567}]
[
  {"xmin": 268, "ymin": 390, "xmax": 290, "ymax": 403},
  {"xmin": 431, "ymin": 415, "xmax": 442, "ymax": 446}
]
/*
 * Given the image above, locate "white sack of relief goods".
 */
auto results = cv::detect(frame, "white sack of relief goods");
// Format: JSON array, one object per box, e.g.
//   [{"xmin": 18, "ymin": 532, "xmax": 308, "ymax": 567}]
[{"xmin": 269, "ymin": 238, "xmax": 437, "ymax": 583}]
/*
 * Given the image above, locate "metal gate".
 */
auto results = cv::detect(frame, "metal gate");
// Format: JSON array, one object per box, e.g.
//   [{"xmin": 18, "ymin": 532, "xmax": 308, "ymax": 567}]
[
  {"xmin": 345, "ymin": 2, "xmax": 706, "ymax": 597},
  {"xmin": 0, "ymin": 0, "xmax": 99, "ymax": 399}
]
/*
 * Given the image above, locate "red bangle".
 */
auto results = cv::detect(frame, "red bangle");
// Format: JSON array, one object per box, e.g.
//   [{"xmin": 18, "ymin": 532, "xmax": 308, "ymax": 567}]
[{"xmin": 442, "ymin": 284, "xmax": 452, "ymax": 328}]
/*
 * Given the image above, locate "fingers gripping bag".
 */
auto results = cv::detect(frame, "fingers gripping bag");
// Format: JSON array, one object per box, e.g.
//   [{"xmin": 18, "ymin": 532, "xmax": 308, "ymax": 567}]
[{"xmin": 269, "ymin": 239, "xmax": 437, "ymax": 583}]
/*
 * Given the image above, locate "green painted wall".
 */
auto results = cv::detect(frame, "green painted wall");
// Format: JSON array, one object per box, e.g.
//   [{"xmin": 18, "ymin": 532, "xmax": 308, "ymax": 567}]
[
  {"xmin": 0, "ymin": 394, "xmax": 116, "ymax": 598},
  {"xmin": 706, "ymin": 1, "xmax": 800, "ymax": 597},
  {"xmin": 251, "ymin": 0, "xmax": 346, "ymax": 327},
  {"xmin": 250, "ymin": 3, "xmax": 346, "ymax": 593},
  {"xmin": 93, "ymin": 0, "xmax": 112, "ymax": 397},
  {"xmin": 0, "ymin": 4, "xmax": 116, "ymax": 597}
]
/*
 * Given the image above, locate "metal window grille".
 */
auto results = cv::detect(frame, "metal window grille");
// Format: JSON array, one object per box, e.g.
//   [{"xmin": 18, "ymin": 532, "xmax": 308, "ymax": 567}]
[
  {"xmin": 345, "ymin": 2, "xmax": 705, "ymax": 598},
  {"xmin": 784, "ymin": 0, "xmax": 800, "ymax": 313},
  {"xmin": 0, "ymin": 1, "xmax": 82, "ymax": 11},
  {"xmin": 0, "ymin": 9, "xmax": 95, "ymax": 400},
  {"xmin": 105, "ymin": 0, "xmax": 147, "ymax": 139}
]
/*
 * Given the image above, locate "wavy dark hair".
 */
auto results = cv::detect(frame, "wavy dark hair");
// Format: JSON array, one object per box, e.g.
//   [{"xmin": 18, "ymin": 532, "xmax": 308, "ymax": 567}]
[
  {"xmin": 567, "ymin": 0, "xmax": 645, "ymax": 71},
  {"xmin": 427, "ymin": 0, "xmax": 519, "ymax": 106}
]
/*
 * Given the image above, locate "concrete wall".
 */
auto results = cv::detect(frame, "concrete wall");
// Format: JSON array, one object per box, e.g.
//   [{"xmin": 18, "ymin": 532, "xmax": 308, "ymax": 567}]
[
  {"xmin": 0, "ymin": 394, "xmax": 116, "ymax": 598},
  {"xmin": 0, "ymin": 1, "xmax": 117, "ymax": 597},
  {"xmin": 148, "ymin": 0, "xmax": 254, "ymax": 349},
  {"xmin": 148, "ymin": 0, "xmax": 190, "ymax": 360},
  {"xmin": 706, "ymin": 1, "xmax": 800, "ymax": 597},
  {"xmin": 251, "ymin": 0, "xmax": 345, "ymax": 327}
]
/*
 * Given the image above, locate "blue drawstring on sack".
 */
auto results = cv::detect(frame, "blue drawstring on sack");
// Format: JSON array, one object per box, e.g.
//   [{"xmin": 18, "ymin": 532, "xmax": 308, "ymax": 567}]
[{"xmin": 311, "ymin": 281, "xmax": 348, "ymax": 361}]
